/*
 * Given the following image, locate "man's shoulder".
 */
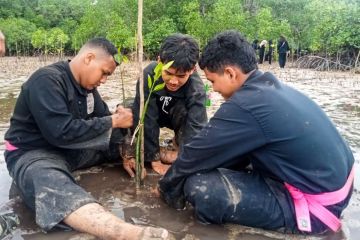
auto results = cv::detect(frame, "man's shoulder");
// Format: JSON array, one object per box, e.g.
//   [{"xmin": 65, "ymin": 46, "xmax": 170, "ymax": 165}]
[
  {"xmin": 143, "ymin": 61, "xmax": 157, "ymax": 75},
  {"xmin": 24, "ymin": 61, "xmax": 68, "ymax": 89},
  {"xmin": 185, "ymin": 71, "xmax": 204, "ymax": 90},
  {"xmin": 232, "ymin": 71, "xmax": 280, "ymax": 103}
]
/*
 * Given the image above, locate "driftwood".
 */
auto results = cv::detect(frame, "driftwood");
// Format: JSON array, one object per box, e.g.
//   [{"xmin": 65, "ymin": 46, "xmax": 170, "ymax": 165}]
[
  {"xmin": 294, "ymin": 55, "xmax": 353, "ymax": 71},
  {"xmin": 294, "ymin": 49, "xmax": 360, "ymax": 73}
]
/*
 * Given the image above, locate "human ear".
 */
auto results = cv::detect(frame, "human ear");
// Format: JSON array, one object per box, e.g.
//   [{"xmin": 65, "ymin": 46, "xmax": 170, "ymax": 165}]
[
  {"xmin": 84, "ymin": 53, "xmax": 96, "ymax": 65},
  {"xmin": 224, "ymin": 67, "xmax": 236, "ymax": 82}
]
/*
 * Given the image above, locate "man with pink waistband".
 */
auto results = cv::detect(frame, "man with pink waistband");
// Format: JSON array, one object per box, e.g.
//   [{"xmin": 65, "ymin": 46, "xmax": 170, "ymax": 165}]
[
  {"xmin": 4, "ymin": 38, "xmax": 169, "ymax": 239},
  {"xmin": 158, "ymin": 30, "xmax": 355, "ymax": 234}
]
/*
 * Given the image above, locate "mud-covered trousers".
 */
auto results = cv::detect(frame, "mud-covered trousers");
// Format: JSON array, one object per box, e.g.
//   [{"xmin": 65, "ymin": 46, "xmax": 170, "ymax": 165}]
[
  {"xmin": 4, "ymin": 140, "xmax": 121, "ymax": 231},
  {"xmin": 184, "ymin": 168, "xmax": 351, "ymax": 234}
]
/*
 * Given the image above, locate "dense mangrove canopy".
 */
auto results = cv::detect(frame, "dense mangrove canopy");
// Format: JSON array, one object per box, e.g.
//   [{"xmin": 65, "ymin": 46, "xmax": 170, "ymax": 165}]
[{"xmin": 0, "ymin": 0, "xmax": 359, "ymax": 64}]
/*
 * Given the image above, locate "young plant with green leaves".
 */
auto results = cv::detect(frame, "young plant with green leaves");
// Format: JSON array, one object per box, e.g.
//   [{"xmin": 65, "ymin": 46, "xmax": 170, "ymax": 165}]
[{"xmin": 131, "ymin": 61, "xmax": 173, "ymax": 185}]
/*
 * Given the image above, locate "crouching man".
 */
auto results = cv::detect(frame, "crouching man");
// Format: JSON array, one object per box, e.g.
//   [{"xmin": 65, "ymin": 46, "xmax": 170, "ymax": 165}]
[{"xmin": 158, "ymin": 30, "xmax": 354, "ymax": 234}]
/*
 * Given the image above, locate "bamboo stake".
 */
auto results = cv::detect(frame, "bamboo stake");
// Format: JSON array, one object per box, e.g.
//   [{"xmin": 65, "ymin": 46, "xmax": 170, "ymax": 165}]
[{"xmin": 136, "ymin": 0, "xmax": 144, "ymax": 188}]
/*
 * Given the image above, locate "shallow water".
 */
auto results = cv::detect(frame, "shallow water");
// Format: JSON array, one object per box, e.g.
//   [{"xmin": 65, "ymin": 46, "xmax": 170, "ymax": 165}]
[{"xmin": 0, "ymin": 58, "xmax": 359, "ymax": 239}]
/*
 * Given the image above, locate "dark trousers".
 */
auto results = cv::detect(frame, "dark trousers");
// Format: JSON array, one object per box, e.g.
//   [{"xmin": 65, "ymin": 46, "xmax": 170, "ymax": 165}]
[
  {"xmin": 6, "ymin": 148, "xmax": 117, "ymax": 231},
  {"xmin": 278, "ymin": 53, "xmax": 287, "ymax": 68},
  {"xmin": 267, "ymin": 53, "xmax": 273, "ymax": 64},
  {"xmin": 4, "ymin": 129, "xmax": 123, "ymax": 231},
  {"xmin": 183, "ymin": 168, "xmax": 349, "ymax": 234},
  {"xmin": 258, "ymin": 48, "xmax": 265, "ymax": 64},
  {"xmin": 184, "ymin": 169, "xmax": 287, "ymax": 231}
]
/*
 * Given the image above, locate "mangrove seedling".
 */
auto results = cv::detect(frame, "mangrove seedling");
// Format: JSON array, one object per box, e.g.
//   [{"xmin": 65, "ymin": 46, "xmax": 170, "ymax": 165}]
[{"xmin": 131, "ymin": 61, "xmax": 174, "ymax": 185}]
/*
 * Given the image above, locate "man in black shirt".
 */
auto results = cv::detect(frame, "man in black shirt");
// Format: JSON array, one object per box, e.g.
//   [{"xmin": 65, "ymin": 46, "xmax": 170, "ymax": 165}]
[
  {"xmin": 124, "ymin": 34, "xmax": 207, "ymax": 177},
  {"xmin": 4, "ymin": 38, "xmax": 168, "ymax": 239},
  {"xmin": 159, "ymin": 31, "xmax": 354, "ymax": 234}
]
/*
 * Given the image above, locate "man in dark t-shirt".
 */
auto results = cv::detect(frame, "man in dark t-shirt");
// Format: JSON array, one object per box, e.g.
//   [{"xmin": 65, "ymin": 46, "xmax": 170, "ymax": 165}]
[
  {"xmin": 4, "ymin": 38, "xmax": 168, "ymax": 239},
  {"xmin": 123, "ymin": 34, "xmax": 207, "ymax": 177}
]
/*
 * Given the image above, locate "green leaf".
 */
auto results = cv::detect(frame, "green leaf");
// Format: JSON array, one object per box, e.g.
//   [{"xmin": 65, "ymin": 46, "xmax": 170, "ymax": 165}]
[
  {"xmin": 122, "ymin": 55, "xmax": 129, "ymax": 63},
  {"xmin": 113, "ymin": 53, "xmax": 122, "ymax": 64},
  {"xmin": 153, "ymin": 82, "xmax": 165, "ymax": 92},
  {"xmin": 154, "ymin": 62, "xmax": 163, "ymax": 80},
  {"xmin": 204, "ymin": 83, "xmax": 209, "ymax": 92},
  {"xmin": 147, "ymin": 74, "xmax": 153, "ymax": 89},
  {"xmin": 162, "ymin": 60, "xmax": 174, "ymax": 71}
]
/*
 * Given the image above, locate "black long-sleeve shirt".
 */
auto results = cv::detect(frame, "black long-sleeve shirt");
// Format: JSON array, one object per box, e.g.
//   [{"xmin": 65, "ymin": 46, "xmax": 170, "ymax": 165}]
[
  {"xmin": 5, "ymin": 61, "xmax": 113, "ymax": 167},
  {"xmin": 277, "ymin": 40, "xmax": 290, "ymax": 54},
  {"xmin": 132, "ymin": 62, "xmax": 207, "ymax": 162},
  {"xmin": 159, "ymin": 70, "xmax": 354, "ymax": 209}
]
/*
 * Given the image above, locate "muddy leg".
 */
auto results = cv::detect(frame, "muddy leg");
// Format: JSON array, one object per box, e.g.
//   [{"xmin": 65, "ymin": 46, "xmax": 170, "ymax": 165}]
[{"xmin": 64, "ymin": 203, "xmax": 169, "ymax": 240}]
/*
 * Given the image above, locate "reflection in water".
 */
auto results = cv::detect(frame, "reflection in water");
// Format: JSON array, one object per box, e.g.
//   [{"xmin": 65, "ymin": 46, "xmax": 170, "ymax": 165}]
[{"xmin": 0, "ymin": 59, "xmax": 359, "ymax": 239}]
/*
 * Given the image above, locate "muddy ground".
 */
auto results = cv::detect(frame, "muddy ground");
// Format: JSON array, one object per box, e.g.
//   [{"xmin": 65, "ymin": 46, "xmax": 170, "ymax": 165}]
[{"xmin": 0, "ymin": 57, "xmax": 359, "ymax": 240}]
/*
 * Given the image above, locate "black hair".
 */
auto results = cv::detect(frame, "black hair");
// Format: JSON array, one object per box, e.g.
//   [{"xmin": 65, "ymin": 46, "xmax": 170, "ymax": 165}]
[
  {"xmin": 159, "ymin": 33, "xmax": 199, "ymax": 72},
  {"xmin": 279, "ymin": 35, "xmax": 286, "ymax": 42},
  {"xmin": 199, "ymin": 30, "xmax": 257, "ymax": 74},
  {"xmin": 84, "ymin": 37, "xmax": 118, "ymax": 64}
]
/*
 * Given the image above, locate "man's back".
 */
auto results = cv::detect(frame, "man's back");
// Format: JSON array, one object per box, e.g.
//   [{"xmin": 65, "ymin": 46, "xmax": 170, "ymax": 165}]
[{"xmin": 232, "ymin": 71, "xmax": 354, "ymax": 192}]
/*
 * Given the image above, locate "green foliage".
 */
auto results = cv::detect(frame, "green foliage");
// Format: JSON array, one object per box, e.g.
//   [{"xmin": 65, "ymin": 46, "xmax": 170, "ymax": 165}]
[
  {"xmin": 0, "ymin": 0, "xmax": 358, "ymax": 59},
  {"xmin": 31, "ymin": 28, "xmax": 69, "ymax": 55},
  {"xmin": 0, "ymin": 17, "xmax": 36, "ymax": 54},
  {"xmin": 305, "ymin": 0, "xmax": 360, "ymax": 54},
  {"xmin": 72, "ymin": 4, "xmax": 134, "ymax": 52},
  {"xmin": 144, "ymin": 17, "xmax": 177, "ymax": 58},
  {"xmin": 252, "ymin": 8, "xmax": 291, "ymax": 42}
]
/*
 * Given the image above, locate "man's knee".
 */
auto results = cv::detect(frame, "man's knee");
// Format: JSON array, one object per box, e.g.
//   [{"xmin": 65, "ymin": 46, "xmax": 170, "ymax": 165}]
[{"xmin": 184, "ymin": 171, "xmax": 229, "ymax": 224}]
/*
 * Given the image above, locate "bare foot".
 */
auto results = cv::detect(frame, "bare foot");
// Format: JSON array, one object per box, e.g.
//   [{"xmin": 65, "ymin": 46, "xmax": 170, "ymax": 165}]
[
  {"xmin": 151, "ymin": 161, "xmax": 170, "ymax": 176},
  {"xmin": 160, "ymin": 149, "xmax": 178, "ymax": 164},
  {"xmin": 118, "ymin": 223, "xmax": 169, "ymax": 240},
  {"xmin": 139, "ymin": 226, "xmax": 169, "ymax": 239}
]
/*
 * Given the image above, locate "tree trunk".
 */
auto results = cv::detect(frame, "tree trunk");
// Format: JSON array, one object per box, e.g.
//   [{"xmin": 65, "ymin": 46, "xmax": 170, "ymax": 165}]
[{"xmin": 353, "ymin": 48, "xmax": 360, "ymax": 73}]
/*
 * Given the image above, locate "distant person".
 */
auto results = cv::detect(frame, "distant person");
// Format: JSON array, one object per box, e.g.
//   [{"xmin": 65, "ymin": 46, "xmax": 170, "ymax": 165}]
[
  {"xmin": 0, "ymin": 30, "xmax": 5, "ymax": 57},
  {"xmin": 4, "ymin": 37, "xmax": 168, "ymax": 239},
  {"xmin": 159, "ymin": 30, "xmax": 354, "ymax": 235},
  {"xmin": 277, "ymin": 35, "xmax": 290, "ymax": 68},
  {"xmin": 251, "ymin": 39, "xmax": 259, "ymax": 51},
  {"xmin": 258, "ymin": 40, "xmax": 267, "ymax": 64},
  {"xmin": 123, "ymin": 33, "xmax": 207, "ymax": 177},
  {"xmin": 266, "ymin": 39, "xmax": 275, "ymax": 64}
]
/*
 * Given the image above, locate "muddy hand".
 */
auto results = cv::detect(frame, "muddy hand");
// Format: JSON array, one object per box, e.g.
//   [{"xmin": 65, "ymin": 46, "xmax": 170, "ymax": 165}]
[
  {"xmin": 123, "ymin": 157, "xmax": 146, "ymax": 179},
  {"xmin": 160, "ymin": 149, "xmax": 178, "ymax": 164},
  {"xmin": 151, "ymin": 161, "xmax": 170, "ymax": 176},
  {"xmin": 140, "ymin": 227, "xmax": 170, "ymax": 240},
  {"xmin": 112, "ymin": 107, "xmax": 133, "ymax": 128}
]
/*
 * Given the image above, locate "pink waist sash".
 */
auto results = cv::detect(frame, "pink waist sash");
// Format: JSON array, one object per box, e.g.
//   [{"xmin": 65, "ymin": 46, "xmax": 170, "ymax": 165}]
[
  {"xmin": 5, "ymin": 140, "xmax": 18, "ymax": 151},
  {"xmin": 285, "ymin": 166, "xmax": 354, "ymax": 232}
]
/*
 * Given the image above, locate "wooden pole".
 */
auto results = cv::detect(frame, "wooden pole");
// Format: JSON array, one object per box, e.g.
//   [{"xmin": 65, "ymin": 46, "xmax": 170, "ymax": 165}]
[{"xmin": 136, "ymin": 0, "xmax": 144, "ymax": 188}]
